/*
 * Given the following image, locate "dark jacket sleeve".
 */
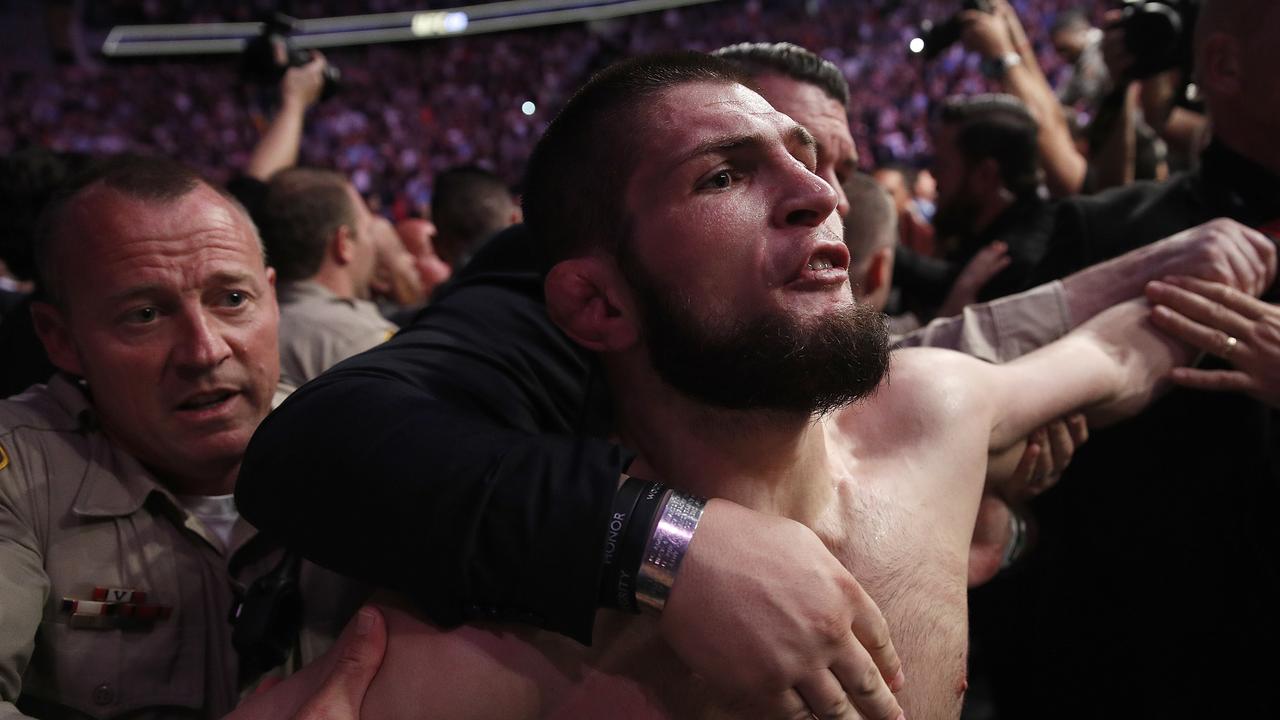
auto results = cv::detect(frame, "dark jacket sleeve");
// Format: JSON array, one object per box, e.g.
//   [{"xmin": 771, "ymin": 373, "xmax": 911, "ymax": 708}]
[{"xmin": 237, "ymin": 226, "xmax": 630, "ymax": 644}]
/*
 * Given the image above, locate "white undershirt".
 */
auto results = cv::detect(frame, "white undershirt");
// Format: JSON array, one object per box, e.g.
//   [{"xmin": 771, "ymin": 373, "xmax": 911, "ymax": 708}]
[{"xmin": 176, "ymin": 493, "xmax": 239, "ymax": 551}]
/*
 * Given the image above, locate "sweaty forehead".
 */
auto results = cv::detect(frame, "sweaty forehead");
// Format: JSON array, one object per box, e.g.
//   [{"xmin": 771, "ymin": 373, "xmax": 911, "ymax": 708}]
[{"xmin": 642, "ymin": 82, "xmax": 796, "ymax": 151}]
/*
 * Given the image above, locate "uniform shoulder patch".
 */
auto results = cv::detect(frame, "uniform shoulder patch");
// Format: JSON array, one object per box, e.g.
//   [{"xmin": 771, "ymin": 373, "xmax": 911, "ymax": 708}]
[{"xmin": 0, "ymin": 442, "xmax": 8, "ymax": 472}]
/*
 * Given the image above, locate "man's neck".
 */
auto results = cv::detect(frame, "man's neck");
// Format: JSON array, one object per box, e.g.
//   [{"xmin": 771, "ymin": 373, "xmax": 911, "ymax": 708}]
[
  {"xmin": 613, "ymin": 372, "xmax": 837, "ymax": 526},
  {"xmin": 310, "ymin": 266, "xmax": 359, "ymax": 300}
]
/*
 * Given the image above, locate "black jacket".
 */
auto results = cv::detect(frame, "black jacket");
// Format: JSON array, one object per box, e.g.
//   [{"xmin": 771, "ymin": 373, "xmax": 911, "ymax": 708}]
[
  {"xmin": 238, "ymin": 225, "xmax": 630, "ymax": 644},
  {"xmin": 970, "ymin": 140, "xmax": 1280, "ymax": 717}
]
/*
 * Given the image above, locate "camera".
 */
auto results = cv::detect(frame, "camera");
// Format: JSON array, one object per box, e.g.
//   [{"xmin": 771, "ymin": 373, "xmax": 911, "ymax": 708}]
[
  {"xmin": 242, "ymin": 13, "xmax": 341, "ymax": 101},
  {"xmin": 1115, "ymin": 0, "xmax": 1200, "ymax": 79},
  {"xmin": 912, "ymin": 0, "xmax": 995, "ymax": 61}
]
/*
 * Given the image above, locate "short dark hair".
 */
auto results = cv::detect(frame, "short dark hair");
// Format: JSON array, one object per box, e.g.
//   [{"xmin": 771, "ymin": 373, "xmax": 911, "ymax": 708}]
[
  {"xmin": 523, "ymin": 52, "xmax": 749, "ymax": 265},
  {"xmin": 1051, "ymin": 9, "xmax": 1091, "ymax": 35},
  {"xmin": 259, "ymin": 167, "xmax": 358, "ymax": 283},
  {"xmin": 33, "ymin": 154, "xmax": 253, "ymax": 306},
  {"xmin": 938, "ymin": 94, "xmax": 1041, "ymax": 200},
  {"xmin": 713, "ymin": 42, "xmax": 849, "ymax": 108},
  {"xmin": 430, "ymin": 165, "xmax": 517, "ymax": 267}
]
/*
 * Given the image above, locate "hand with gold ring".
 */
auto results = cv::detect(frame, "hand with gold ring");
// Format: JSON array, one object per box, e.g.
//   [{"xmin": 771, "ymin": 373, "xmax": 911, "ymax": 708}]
[{"xmin": 1146, "ymin": 276, "xmax": 1280, "ymax": 409}]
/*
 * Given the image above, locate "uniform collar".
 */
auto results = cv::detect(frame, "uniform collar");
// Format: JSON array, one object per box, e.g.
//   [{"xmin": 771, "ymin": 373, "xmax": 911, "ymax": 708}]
[
  {"xmin": 52, "ymin": 374, "xmax": 260, "ymax": 556},
  {"xmin": 41, "ymin": 374, "xmax": 159, "ymax": 520},
  {"xmin": 278, "ymin": 279, "xmax": 355, "ymax": 307}
]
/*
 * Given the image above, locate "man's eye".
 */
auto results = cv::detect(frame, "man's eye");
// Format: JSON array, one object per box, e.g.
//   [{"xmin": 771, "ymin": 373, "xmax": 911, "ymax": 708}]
[
  {"xmin": 701, "ymin": 170, "xmax": 736, "ymax": 190},
  {"xmin": 125, "ymin": 307, "xmax": 158, "ymax": 324},
  {"xmin": 221, "ymin": 291, "xmax": 247, "ymax": 308}
]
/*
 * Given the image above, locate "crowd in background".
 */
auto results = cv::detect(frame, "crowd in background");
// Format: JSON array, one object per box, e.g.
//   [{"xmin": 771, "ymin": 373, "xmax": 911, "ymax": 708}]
[{"xmin": 3, "ymin": 0, "xmax": 1097, "ymax": 215}]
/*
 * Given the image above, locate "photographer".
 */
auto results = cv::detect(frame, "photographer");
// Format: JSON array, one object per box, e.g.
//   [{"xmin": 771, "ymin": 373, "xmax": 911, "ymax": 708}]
[{"xmin": 958, "ymin": 0, "xmax": 1088, "ymax": 198}]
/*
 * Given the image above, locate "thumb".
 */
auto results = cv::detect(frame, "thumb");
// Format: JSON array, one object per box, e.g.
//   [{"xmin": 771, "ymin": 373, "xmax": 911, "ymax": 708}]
[{"xmin": 293, "ymin": 607, "xmax": 388, "ymax": 720}]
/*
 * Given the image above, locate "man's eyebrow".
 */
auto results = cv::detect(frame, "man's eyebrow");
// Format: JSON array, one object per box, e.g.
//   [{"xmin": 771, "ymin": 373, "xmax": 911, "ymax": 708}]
[
  {"xmin": 668, "ymin": 125, "xmax": 818, "ymax": 172},
  {"xmin": 103, "ymin": 272, "xmax": 257, "ymax": 305},
  {"xmin": 670, "ymin": 132, "xmax": 769, "ymax": 171}
]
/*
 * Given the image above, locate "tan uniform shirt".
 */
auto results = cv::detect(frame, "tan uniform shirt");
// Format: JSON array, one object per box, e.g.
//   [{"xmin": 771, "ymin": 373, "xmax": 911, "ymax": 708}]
[
  {"xmin": 0, "ymin": 376, "xmax": 362, "ymax": 720},
  {"xmin": 276, "ymin": 281, "xmax": 397, "ymax": 389}
]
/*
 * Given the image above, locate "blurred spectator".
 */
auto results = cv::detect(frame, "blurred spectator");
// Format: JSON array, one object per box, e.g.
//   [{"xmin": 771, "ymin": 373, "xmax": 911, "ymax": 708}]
[
  {"xmin": 1049, "ymin": 9, "xmax": 1109, "ymax": 116},
  {"xmin": 396, "ymin": 218, "xmax": 451, "ymax": 296},
  {"xmin": 931, "ymin": 94, "xmax": 1053, "ymax": 302},
  {"xmin": 911, "ymin": 167, "xmax": 937, "ymax": 222},
  {"xmin": 873, "ymin": 163, "xmax": 936, "ymax": 256},
  {"xmin": 0, "ymin": 149, "xmax": 94, "ymax": 397},
  {"xmin": 258, "ymin": 167, "xmax": 396, "ymax": 388},
  {"xmin": 429, "ymin": 165, "xmax": 521, "ymax": 269}
]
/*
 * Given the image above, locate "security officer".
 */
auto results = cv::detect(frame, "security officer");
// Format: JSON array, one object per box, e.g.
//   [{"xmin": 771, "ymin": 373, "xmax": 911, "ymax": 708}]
[
  {"xmin": 0, "ymin": 156, "xmax": 360, "ymax": 719},
  {"xmin": 256, "ymin": 168, "xmax": 397, "ymax": 389}
]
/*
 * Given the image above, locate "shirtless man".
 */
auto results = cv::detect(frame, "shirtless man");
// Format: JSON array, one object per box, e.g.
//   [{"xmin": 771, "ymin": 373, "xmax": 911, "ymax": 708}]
[{"xmin": 257, "ymin": 54, "xmax": 1248, "ymax": 719}]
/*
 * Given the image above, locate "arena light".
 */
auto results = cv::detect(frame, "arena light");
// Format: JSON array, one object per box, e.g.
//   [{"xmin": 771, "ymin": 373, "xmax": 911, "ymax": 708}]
[
  {"xmin": 103, "ymin": 0, "xmax": 722, "ymax": 57},
  {"xmin": 908, "ymin": 37, "xmax": 925, "ymax": 54}
]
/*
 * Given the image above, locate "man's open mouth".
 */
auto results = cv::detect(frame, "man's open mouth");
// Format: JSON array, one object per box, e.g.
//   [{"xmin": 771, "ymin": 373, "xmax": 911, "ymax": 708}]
[{"xmin": 177, "ymin": 390, "xmax": 237, "ymax": 411}]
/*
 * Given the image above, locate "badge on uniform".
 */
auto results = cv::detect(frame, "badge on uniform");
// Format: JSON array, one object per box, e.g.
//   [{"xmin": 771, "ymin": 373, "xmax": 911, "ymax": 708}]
[
  {"xmin": 61, "ymin": 587, "xmax": 173, "ymax": 630},
  {"xmin": 0, "ymin": 442, "xmax": 9, "ymax": 472}
]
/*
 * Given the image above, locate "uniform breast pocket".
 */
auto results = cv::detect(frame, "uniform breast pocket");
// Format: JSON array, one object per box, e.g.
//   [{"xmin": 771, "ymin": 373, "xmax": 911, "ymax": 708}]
[{"xmin": 26, "ymin": 520, "xmax": 227, "ymax": 718}]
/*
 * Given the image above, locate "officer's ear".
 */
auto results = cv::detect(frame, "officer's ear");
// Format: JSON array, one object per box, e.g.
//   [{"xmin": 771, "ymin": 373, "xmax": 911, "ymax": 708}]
[
  {"xmin": 30, "ymin": 301, "xmax": 85, "ymax": 377},
  {"xmin": 545, "ymin": 256, "xmax": 639, "ymax": 353},
  {"xmin": 332, "ymin": 225, "xmax": 356, "ymax": 266}
]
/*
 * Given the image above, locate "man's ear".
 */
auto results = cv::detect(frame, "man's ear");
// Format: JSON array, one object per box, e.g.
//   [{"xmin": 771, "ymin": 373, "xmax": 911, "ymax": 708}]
[
  {"xmin": 866, "ymin": 245, "xmax": 895, "ymax": 295},
  {"xmin": 545, "ymin": 257, "xmax": 639, "ymax": 353},
  {"xmin": 30, "ymin": 301, "xmax": 84, "ymax": 377},
  {"xmin": 332, "ymin": 225, "xmax": 355, "ymax": 266},
  {"xmin": 1199, "ymin": 32, "xmax": 1242, "ymax": 99}
]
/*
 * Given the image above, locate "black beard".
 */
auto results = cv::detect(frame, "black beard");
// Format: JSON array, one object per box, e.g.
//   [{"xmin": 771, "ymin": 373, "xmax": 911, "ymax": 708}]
[{"xmin": 622, "ymin": 254, "xmax": 891, "ymax": 416}]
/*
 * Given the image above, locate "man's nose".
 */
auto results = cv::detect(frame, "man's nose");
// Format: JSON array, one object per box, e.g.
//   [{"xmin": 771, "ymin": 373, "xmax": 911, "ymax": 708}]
[
  {"xmin": 172, "ymin": 308, "xmax": 233, "ymax": 370},
  {"xmin": 773, "ymin": 161, "xmax": 840, "ymax": 228}
]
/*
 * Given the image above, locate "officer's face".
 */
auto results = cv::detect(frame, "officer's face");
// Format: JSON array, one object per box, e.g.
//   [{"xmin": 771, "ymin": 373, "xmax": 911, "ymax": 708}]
[{"xmin": 34, "ymin": 184, "xmax": 280, "ymax": 490}]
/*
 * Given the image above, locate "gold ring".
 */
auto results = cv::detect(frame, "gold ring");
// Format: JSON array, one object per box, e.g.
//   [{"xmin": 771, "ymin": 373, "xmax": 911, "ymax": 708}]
[{"xmin": 1222, "ymin": 335, "xmax": 1239, "ymax": 357}]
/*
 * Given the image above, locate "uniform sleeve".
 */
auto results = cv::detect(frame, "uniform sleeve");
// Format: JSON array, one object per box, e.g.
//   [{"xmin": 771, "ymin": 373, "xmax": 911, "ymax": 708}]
[
  {"xmin": 894, "ymin": 281, "xmax": 1072, "ymax": 363},
  {"xmin": 238, "ymin": 239, "xmax": 628, "ymax": 645},
  {"xmin": 0, "ymin": 435, "xmax": 49, "ymax": 719}
]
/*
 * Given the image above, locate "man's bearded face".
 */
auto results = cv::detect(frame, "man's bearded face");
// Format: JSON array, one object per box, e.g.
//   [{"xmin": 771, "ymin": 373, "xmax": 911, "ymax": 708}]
[{"xmin": 621, "ymin": 247, "xmax": 891, "ymax": 415}]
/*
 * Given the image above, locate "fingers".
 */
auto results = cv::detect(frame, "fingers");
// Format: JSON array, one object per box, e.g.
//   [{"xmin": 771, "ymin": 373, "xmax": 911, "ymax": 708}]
[
  {"xmin": 1009, "ymin": 434, "xmax": 1042, "ymax": 491},
  {"xmin": 846, "ymin": 582, "xmax": 905, "ymax": 697},
  {"xmin": 1147, "ymin": 280, "xmax": 1253, "ymax": 342},
  {"xmin": 1168, "ymin": 367, "xmax": 1255, "ymax": 394},
  {"xmin": 1162, "ymin": 276, "xmax": 1270, "ymax": 319},
  {"xmin": 826, "ymin": 632, "xmax": 906, "ymax": 720},
  {"xmin": 1150, "ymin": 303, "xmax": 1238, "ymax": 358},
  {"xmin": 293, "ymin": 607, "xmax": 387, "ymax": 720},
  {"xmin": 795, "ymin": 670, "xmax": 859, "ymax": 720},
  {"xmin": 1066, "ymin": 413, "xmax": 1089, "ymax": 448}
]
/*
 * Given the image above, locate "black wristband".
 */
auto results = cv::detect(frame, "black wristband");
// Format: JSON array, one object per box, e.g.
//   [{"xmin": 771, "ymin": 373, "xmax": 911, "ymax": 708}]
[{"xmin": 598, "ymin": 477, "xmax": 667, "ymax": 613}]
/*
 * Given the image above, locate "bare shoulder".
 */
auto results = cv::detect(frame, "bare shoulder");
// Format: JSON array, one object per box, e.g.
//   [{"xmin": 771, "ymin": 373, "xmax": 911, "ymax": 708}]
[{"xmin": 873, "ymin": 348, "xmax": 996, "ymax": 428}]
